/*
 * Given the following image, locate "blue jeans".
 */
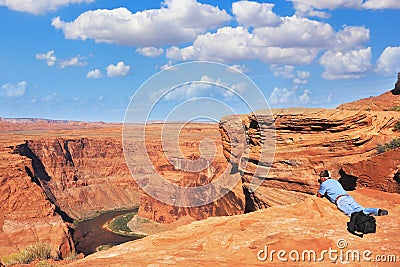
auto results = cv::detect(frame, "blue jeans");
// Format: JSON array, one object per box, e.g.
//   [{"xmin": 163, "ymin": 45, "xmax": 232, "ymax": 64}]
[{"xmin": 336, "ymin": 195, "xmax": 379, "ymax": 216}]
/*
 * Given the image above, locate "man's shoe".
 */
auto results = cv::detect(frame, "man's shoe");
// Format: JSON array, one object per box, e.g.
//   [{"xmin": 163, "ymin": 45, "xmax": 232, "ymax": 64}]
[{"xmin": 378, "ymin": 209, "xmax": 388, "ymax": 216}]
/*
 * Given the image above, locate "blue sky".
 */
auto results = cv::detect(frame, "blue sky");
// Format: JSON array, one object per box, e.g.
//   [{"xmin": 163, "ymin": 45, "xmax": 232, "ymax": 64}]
[{"xmin": 0, "ymin": 0, "xmax": 399, "ymax": 122}]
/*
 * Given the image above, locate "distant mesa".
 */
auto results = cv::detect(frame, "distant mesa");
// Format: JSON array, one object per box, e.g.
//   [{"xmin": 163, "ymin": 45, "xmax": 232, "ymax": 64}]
[
  {"xmin": 0, "ymin": 117, "xmax": 113, "ymax": 131},
  {"xmin": 0, "ymin": 117, "xmax": 76, "ymax": 124}
]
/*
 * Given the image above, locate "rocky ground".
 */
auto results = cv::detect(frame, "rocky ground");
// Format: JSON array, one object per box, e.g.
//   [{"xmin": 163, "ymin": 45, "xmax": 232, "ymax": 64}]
[{"xmin": 69, "ymin": 188, "xmax": 400, "ymax": 266}]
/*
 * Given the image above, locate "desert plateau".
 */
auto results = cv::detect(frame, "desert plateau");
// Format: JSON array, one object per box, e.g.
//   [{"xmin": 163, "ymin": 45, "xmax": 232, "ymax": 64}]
[{"xmin": 0, "ymin": 76, "xmax": 400, "ymax": 266}]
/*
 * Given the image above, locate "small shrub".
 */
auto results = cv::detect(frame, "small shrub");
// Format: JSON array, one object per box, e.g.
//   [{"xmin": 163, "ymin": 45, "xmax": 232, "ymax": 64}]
[
  {"xmin": 1, "ymin": 243, "xmax": 51, "ymax": 266},
  {"xmin": 37, "ymin": 260, "xmax": 56, "ymax": 267},
  {"xmin": 389, "ymin": 106, "xmax": 400, "ymax": 111},
  {"xmin": 1, "ymin": 252, "xmax": 23, "ymax": 266},
  {"xmin": 26, "ymin": 243, "xmax": 51, "ymax": 261},
  {"xmin": 377, "ymin": 138, "xmax": 400, "ymax": 154},
  {"xmin": 376, "ymin": 144, "xmax": 386, "ymax": 154},
  {"xmin": 394, "ymin": 121, "xmax": 400, "ymax": 131},
  {"xmin": 63, "ymin": 251, "xmax": 79, "ymax": 261}
]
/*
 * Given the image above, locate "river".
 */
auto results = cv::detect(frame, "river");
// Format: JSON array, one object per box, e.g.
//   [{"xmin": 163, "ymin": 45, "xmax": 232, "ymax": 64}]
[{"xmin": 73, "ymin": 208, "xmax": 140, "ymax": 255}]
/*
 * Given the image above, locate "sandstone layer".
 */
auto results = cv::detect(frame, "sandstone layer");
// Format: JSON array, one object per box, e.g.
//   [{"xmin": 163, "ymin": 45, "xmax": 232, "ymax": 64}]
[
  {"xmin": 220, "ymin": 109, "xmax": 400, "ymax": 211},
  {"xmin": 0, "ymin": 136, "xmax": 74, "ymax": 259},
  {"xmin": 14, "ymin": 138, "xmax": 140, "ymax": 220},
  {"xmin": 135, "ymin": 123, "xmax": 246, "ymax": 224},
  {"xmin": 69, "ymin": 188, "xmax": 400, "ymax": 267}
]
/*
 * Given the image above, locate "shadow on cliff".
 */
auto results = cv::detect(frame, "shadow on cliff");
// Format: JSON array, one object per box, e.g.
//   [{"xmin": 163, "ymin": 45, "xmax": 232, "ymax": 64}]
[
  {"xmin": 338, "ymin": 169, "xmax": 358, "ymax": 191},
  {"xmin": 15, "ymin": 142, "xmax": 74, "ymax": 223}
]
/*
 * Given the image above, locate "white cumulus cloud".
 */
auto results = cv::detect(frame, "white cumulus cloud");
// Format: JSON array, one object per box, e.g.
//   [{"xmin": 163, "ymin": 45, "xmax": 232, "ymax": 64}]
[
  {"xmin": 232, "ymin": 1, "xmax": 281, "ymax": 27},
  {"xmin": 87, "ymin": 69, "xmax": 102, "ymax": 79},
  {"xmin": 252, "ymin": 16, "xmax": 335, "ymax": 48},
  {"xmin": 36, "ymin": 50, "xmax": 57, "ymax": 66},
  {"xmin": 106, "ymin": 61, "xmax": 130, "ymax": 77},
  {"xmin": 1, "ymin": 81, "xmax": 27, "ymax": 97},
  {"xmin": 271, "ymin": 65, "xmax": 310, "ymax": 84},
  {"xmin": 294, "ymin": 70, "xmax": 311, "ymax": 84},
  {"xmin": 159, "ymin": 60, "xmax": 178, "ymax": 71},
  {"xmin": 335, "ymin": 26, "xmax": 369, "ymax": 51},
  {"xmin": 0, "ymin": 0, "xmax": 94, "ymax": 15},
  {"xmin": 269, "ymin": 87, "xmax": 296, "ymax": 104},
  {"xmin": 289, "ymin": 0, "xmax": 362, "ymax": 18},
  {"xmin": 271, "ymin": 65, "xmax": 295, "ymax": 79},
  {"xmin": 362, "ymin": 0, "xmax": 400, "ymax": 9},
  {"xmin": 59, "ymin": 55, "xmax": 87, "ymax": 69},
  {"xmin": 319, "ymin": 48, "xmax": 372, "ymax": 80},
  {"xmin": 136, "ymin": 47, "xmax": 164, "ymax": 58},
  {"xmin": 299, "ymin": 89, "xmax": 311, "ymax": 103},
  {"xmin": 269, "ymin": 87, "xmax": 311, "ymax": 105},
  {"xmin": 165, "ymin": 15, "xmax": 345, "ymax": 65},
  {"xmin": 36, "ymin": 50, "xmax": 87, "ymax": 69},
  {"xmin": 375, "ymin": 46, "xmax": 400, "ymax": 76},
  {"xmin": 52, "ymin": 0, "xmax": 231, "ymax": 47},
  {"xmin": 289, "ymin": 0, "xmax": 400, "ymax": 18},
  {"xmin": 167, "ymin": 26, "xmax": 254, "ymax": 62},
  {"xmin": 157, "ymin": 74, "xmax": 250, "ymax": 101},
  {"xmin": 166, "ymin": 25, "xmax": 320, "ymax": 65}
]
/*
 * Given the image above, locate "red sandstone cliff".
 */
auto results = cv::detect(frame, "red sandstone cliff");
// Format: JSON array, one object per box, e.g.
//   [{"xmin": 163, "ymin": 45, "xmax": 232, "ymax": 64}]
[
  {"xmin": 0, "ymin": 141, "xmax": 74, "ymax": 259},
  {"xmin": 0, "ymin": 127, "xmax": 141, "ymax": 260},
  {"xmin": 135, "ymin": 123, "xmax": 246, "ymax": 224},
  {"xmin": 219, "ymin": 109, "xmax": 400, "ymax": 211},
  {"xmin": 15, "ymin": 138, "xmax": 140, "ymax": 220}
]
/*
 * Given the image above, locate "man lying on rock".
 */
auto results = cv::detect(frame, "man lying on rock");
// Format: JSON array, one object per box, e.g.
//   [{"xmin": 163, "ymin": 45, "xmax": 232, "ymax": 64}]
[{"xmin": 316, "ymin": 170, "xmax": 388, "ymax": 216}]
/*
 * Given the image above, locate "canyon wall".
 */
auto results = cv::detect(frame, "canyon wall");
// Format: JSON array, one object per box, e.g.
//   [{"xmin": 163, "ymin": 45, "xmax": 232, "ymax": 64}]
[
  {"xmin": 135, "ymin": 123, "xmax": 246, "ymax": 224},
  {"xmin": 0, "ymin": 123, "xmax": 246, "ymax": 259},
  {"xmin": 220, "ymin": 109, "xmax": 400, "ymax": 211},
  {"xmin": 0, "ymin": 141, "xmax": 74, "ymax": 259},
  {"xmin": 15, "ymin": 138, "xmax": 140, "ymax": 220},
  {"xmin": 0, "ymin": 128, "xmax": 141, "ymax": 259}
]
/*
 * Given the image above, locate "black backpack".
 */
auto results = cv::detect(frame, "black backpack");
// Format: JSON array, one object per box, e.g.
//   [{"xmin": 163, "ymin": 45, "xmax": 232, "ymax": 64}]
[{"xmin": 347, "ymin": 211, "xmax": 376, "ymax": 238}]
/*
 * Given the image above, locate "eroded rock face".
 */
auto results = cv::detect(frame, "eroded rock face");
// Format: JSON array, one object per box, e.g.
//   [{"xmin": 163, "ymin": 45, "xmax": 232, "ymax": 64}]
[
  {"xmin": 219, "ymin": 109, "xmax": 400, "ymax": 210},
  {"xmin": 341, "ymin": 149, "xmax": 400, "ymax": 192},
  {"xmin": 0, "ymin": 127, "xmax": 140, "ymax": 259},
  {"xmin": 0, "ymin": 144, "xmax": 74, "ymax": 259},
  {"xmin": 136, "ymin": 123, "xmax": 246, "ymax": 223},
  {"xmin": 15, "ymin": 138, "xmax": 140, "ymax": 220}
]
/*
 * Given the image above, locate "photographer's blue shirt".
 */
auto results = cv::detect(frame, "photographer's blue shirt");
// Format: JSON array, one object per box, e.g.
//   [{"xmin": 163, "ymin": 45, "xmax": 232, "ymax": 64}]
[{"xmin": 318, "ymin": 179, "xmax": 347, "ymax": 204}]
